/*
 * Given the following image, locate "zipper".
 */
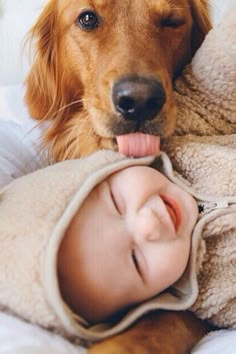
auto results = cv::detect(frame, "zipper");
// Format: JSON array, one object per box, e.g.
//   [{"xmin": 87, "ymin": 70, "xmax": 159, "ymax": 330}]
[{"xmin": 198, "ymin": 200, "xmax": 230, "ymax": 215}]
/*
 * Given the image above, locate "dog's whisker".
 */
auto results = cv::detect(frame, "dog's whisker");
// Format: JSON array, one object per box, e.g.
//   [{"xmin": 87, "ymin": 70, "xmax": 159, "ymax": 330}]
[
  {"xmin": 49, "ymin": 96, "xmax": 94, "ymax": 120},
  {"xmin": 60, "ymin": 115, "xmax": 93, "ymax": 159},
  {"xmin": 63, "ymin": 113, "xmax": 91, "ymax": 157},
  {"xmin": 52, "ymin": 99, "xmax": 84, "ymax": 117}
]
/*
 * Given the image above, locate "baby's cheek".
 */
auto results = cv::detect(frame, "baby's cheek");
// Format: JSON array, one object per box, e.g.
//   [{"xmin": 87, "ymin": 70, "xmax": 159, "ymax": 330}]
[
  {"xmin": 165, "ymin": 247, "xmax": 188, "ymax": 284},
  {"xmin": 174, "ymin": 243, "xmax": 190, "ymax": 277}
]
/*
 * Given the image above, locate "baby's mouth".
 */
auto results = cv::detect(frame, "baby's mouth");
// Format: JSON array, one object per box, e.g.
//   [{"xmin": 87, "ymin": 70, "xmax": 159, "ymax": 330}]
[{"xmin": 160, "ymin": 195, "xmax": 182, "ymax": 232}]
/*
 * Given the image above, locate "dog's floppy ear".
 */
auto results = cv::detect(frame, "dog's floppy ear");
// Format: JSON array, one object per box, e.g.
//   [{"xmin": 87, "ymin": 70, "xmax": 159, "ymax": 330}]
[
  {"xmin": 190, "ymin": 0, "xmax": 212, "ymax": 56},
  {"xmin": 24, "ymin": 0, "xmax": 59, "ymax": 121},
  {"xmin": 24, "ymin": 0, "xmax": 81, "ymax": 123}
]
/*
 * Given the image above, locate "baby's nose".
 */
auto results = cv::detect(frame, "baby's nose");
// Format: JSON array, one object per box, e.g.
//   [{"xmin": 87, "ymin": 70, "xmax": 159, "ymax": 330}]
[{"xmin": 133, "ymin": 208, "xmax": 161, "ymax": 243}]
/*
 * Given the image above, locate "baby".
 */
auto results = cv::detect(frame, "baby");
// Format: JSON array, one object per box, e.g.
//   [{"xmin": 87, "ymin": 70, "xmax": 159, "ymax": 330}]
[
  {"xmin": 0, "ymin": 141, "xmax": 235, "ymax": 345},
  {"xmin": 58, "ymin": 158, "xmax": 198, "ymax": 324}
]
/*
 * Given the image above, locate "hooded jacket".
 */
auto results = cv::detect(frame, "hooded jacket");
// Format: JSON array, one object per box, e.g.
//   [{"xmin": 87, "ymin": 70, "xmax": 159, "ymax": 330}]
[{"xmin": 0, "ymin": 3, "xmax": 235, "ymax": 346}]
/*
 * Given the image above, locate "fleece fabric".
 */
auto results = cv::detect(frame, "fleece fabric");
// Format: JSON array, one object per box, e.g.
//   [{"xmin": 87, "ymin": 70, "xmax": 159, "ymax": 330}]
[{"xmin": 161, "ymin": 3, "xmax": 236, "ymax": 328}]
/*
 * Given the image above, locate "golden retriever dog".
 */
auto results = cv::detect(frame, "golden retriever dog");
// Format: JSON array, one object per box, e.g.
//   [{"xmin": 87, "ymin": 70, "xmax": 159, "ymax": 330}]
[
  {"xmin": 25, "ymin": 1, "xmax": 212, "ymax": 353},
  {"xmin": 25, "ymin": 0, "xmax": 211, "ymax": 161}
]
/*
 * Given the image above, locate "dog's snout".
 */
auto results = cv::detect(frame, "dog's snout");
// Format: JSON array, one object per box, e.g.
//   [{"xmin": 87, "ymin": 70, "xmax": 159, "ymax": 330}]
[{"xmin": 112, "ymin": 76, "xmax": 166, "ymax": 121}]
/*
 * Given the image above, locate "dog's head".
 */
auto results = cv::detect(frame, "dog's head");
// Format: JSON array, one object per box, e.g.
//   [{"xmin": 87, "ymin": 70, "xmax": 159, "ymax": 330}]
[{"xmin": 25, "ymin": 0, "xmax": 211, "ymax": 160}]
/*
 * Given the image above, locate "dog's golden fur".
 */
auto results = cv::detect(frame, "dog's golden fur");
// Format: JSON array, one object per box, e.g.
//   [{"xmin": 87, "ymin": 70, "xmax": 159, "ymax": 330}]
[
  {"xmin": 88, "ymin": 311, "xmax": 212, "ymax": 354},
  {"xmin": 25, "ymin": 0, "xmax": 211, "ymax": 161}
]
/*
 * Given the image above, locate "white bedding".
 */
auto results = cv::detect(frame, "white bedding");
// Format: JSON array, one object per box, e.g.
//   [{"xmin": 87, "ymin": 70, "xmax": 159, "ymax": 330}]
[
  {"xmin": 0, "ymin": 312, "xmax": 86, "ymax": 354},
  {"xmin": 1, "ymin": 311, "xmax": 236, "ymax": 354},
  {"xmin": 0, "ymin": 85, "xmax": 48, "ymax": 188}
]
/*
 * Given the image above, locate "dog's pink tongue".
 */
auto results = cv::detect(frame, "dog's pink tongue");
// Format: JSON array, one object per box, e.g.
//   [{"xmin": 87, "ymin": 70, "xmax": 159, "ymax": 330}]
[{"xmin": 117, "ymin": 133, "xmax": 160, "ymax": 157}]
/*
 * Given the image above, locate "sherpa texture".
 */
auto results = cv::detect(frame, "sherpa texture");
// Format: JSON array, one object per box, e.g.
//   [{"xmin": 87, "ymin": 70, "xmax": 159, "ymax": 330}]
[
  {"xmin": 161, "ymin": 4, "xmax": 236, "ymax": 328},
  {"xmin": 172, "ymin": 6, "xmax": 236, "ymax": 137},
  {"xmin": 162, "ymin": 135, "xmax": 236, "ymax": 329}
]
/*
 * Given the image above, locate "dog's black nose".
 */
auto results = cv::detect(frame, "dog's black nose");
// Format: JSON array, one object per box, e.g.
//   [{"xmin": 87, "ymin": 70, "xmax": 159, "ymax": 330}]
[{"xmin": 112, "ymin": 76, "xmax": 166, "ymax": 121}]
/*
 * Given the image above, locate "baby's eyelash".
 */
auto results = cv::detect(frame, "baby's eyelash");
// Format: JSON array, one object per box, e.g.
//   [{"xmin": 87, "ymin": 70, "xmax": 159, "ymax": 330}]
[
  {"xmin": 109, "ymin": 184, "xmax": 121, "ymax": 214},
  {"xmin": 132, "ymin": 250, "xmax": 141, "ymax": 277}
]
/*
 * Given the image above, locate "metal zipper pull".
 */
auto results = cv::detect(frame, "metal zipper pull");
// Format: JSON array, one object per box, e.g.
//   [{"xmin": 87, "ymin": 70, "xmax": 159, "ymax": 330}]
[{"xmin": 198, "ymin": 200, "xmax": 229, "ymax": 215}]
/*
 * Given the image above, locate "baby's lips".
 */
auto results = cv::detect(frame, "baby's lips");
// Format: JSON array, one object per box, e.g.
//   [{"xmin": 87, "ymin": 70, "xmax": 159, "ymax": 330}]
[{"xmin": 116, "ymin": 133, "xmax": 160, "ymax": 157}]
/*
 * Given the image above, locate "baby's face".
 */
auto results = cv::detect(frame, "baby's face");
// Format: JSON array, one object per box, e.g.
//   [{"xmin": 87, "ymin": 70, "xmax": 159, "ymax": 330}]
[{"xmin": 59, "ymin": 166, "xmax": 198, "ymax": 323}]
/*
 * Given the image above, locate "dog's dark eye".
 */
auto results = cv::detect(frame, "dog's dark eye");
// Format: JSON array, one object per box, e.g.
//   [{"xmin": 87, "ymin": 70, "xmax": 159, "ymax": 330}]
[
  {"xmin": 77, "ymin": 11, "xmax": 100, "ymax": 30},
  {"xmin": 160, "ymin": 17, "xmax": 185, "ymax": 29}
]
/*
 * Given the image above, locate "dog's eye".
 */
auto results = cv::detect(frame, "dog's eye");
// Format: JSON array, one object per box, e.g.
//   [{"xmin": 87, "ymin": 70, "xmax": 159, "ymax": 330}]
[
  {"xmin": 160, "ymin": 17, "xmax": 185, "ymax": 29},
  {"xmin": 77, "ymin": 11, "xmax": 100, "ymax": 30}
]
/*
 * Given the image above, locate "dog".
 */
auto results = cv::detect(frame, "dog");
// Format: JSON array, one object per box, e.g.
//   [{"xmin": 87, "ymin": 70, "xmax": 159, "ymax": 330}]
[
  {"xmin": 25, "ymin": 0, "xmax": 211, "ymax": 161},
  {"xmin": 25, "ymin": 1, "xmax": 212, "ymax": 353}
]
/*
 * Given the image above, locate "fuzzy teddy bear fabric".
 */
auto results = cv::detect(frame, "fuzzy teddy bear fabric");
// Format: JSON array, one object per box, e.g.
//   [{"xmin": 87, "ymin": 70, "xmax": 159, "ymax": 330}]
[{"xmin": 161, "ymin": 3, "xmax": 236, "ymax": 328}]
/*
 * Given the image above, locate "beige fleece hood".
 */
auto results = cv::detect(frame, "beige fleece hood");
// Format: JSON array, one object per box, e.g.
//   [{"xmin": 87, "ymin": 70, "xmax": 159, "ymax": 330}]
[{"xmin": 0, "ymin": 146, "xmax": 207, "ymax": 344}]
